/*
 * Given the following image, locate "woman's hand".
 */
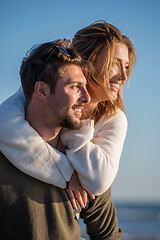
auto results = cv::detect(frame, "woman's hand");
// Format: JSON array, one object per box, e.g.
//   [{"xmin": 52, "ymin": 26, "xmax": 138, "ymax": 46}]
[{"xmin": 65, "ymin": 171, "xmax": 95, "ymax": 210}]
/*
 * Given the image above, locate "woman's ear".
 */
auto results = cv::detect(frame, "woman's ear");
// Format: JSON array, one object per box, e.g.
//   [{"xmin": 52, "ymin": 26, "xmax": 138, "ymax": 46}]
[{"xmin": 34, "ymin": 81, "xmax": 50, "ymax": 100}]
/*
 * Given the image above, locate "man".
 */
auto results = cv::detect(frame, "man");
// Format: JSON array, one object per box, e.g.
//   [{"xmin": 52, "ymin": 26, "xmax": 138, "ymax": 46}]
[
  {"xmin": 0, "ymin": 39, "xmax": 122, "ymax": 240},
  {"xmin": 0, "ymin": 39, "xmax": 91, "ymax": 239}
]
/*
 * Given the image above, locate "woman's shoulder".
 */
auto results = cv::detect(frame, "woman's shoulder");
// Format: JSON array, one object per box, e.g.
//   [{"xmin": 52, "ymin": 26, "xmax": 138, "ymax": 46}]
[
  {"xmin": 97, "ymin": 109, "xmax": 127, "ymax": 125},
  {"xmin": 113, "ymin": 109, "xmax": 128, "ymax": 122},
  {"xmin": 94, "ymin": 109, "xmax": 128, "ymax": 135}
]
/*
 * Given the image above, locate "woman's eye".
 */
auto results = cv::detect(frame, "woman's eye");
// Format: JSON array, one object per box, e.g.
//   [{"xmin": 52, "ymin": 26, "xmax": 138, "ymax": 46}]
[
  {"xmin": 112, "ymin": 61, "xmax": 120, "ymax": 70},
  {"xmin": 112, "ymin": 61, "xmax": 118, "ymax": 66},
  {"xmin": 125, "ymin": 65, "xmax": 129, "ymax": 70}
]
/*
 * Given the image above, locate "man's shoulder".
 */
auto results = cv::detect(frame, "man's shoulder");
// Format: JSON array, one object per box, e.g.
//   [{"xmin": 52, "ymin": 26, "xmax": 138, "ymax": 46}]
[{"xmin": 0, "ymin": 151, "xmax": 8, "ymax": 160}]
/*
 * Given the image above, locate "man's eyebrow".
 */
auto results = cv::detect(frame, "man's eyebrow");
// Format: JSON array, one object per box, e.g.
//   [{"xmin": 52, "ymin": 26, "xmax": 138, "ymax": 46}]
[{"xmin": 65, "ymin": 79, "xmax": 85, "ymax": 85}]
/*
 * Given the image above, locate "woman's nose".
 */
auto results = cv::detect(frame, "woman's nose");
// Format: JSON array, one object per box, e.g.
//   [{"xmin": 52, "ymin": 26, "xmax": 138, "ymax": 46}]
[{"xmin": 120, "ymin": 67, "xmax": 127, "ymax": 82}]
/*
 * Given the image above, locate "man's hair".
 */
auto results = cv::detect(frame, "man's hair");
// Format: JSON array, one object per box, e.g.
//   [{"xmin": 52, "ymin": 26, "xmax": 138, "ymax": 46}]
[
  {"xmin": 20, "ymin": 39, "xmax": 93, "ymax": 101},
  {"xmin": 72, "ymin": 20, "xmax": 136, "ymax": 122}
]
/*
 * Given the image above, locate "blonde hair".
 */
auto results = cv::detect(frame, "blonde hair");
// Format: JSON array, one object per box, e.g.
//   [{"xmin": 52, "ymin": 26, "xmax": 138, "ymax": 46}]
[{"xmin": 72, "ymin": 20, "xmax": 136, "ymax": 122}]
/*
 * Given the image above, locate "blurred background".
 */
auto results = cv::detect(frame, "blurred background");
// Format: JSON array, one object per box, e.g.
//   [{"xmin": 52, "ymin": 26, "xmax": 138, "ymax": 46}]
[{"xmin": 1, "ymin": 0, "xmax": 160, "ymax": 239}]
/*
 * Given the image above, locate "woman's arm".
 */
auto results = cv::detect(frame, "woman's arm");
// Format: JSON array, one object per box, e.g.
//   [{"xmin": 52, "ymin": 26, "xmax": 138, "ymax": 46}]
[
  {"xmin": 0, "ymin": 88, "xmax": 74, "ymax": 188},
  {"xmin": 0, "ymin": 89, "xmax": 127, "ymax": 196},
  {"xmin": 61, "ymin": 109, "xmax": 128, "ymax": 195}
]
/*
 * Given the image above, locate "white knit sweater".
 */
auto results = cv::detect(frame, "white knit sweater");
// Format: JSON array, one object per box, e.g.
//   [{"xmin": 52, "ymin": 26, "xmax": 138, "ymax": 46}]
[{"xmin": 0, "ymin": 88, "xmax": 128, "ymax": 195}]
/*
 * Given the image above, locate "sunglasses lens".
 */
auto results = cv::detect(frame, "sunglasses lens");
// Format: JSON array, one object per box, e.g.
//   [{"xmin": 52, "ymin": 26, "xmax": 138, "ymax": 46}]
[
  {"xmin": 57, "ymin": 46, "xmax": 70, "ymax": 56},
  {"xmin": 38, "ymin": 46, "xmax": 70, "ymax": 76}
]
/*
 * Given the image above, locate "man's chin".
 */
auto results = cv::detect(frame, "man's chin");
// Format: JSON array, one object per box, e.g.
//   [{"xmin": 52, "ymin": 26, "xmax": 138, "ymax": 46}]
[{"xmin": 61, "ymin": 117, "xmax": 82, "ymax": 130}]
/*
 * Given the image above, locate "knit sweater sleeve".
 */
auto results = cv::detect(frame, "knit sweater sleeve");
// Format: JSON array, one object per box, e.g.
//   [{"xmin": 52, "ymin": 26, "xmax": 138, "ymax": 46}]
[
  {"xmin": 0, "ymin": 88, "xmax": 74, "ymax": 188},
  {"xmin": 61, "ymin": 110, "xmax": 128, "ymax": 195}
]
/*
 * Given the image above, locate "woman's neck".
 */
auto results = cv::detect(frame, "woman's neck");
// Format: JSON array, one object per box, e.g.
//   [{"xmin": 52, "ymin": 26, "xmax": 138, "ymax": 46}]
[{"xmin": 82, "ymin": 101, "xmax": 98, "ymax": 120}]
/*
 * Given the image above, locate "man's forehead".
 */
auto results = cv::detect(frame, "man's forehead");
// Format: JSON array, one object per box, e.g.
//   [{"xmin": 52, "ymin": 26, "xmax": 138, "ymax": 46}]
[
  {"xmin": 65, "ymin": 78, "xmax": 86, "ymax": 85},
  {"xmin": 59, "ymin": 65, "xmax": 87, "ymax": 84}
]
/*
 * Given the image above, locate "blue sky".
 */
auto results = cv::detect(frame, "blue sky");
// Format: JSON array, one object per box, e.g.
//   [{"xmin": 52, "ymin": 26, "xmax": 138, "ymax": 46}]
[{"xmin": 1, "ymin": 0, "xmax": 160, "ymax": 203}]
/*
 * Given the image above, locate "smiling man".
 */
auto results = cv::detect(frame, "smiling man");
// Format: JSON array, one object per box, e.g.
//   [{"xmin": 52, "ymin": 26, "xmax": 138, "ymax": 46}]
[
  {"xmin": 0, "ymin": 39, "xmax": 91, "ymax": 240},
  {"xmin": 25, "ymin": 64, "xmax": 90, "ymax": 145},
  {"xmin": 42, "ymin": 65, "xmax": 90, "ymax": 131}
]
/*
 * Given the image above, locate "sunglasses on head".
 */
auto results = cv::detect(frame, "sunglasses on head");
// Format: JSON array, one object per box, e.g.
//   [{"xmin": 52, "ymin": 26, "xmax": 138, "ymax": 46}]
[{"xmin": 37, "ymin": 46, "xmax": 70, "ymax": 76}]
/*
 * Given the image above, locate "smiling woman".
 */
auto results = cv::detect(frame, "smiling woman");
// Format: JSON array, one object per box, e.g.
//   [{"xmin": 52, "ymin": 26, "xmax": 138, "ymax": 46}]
[
  {"xmin": 83, "ymin": 42, "xmax": 130, "ymax": 117},
  {"xmin": 109, "ymin": 43, "xmax": 129, "ymax": 100},
  {"xmin": 0, "ymin": 21, "xmax": 136, "ymax": 240}
]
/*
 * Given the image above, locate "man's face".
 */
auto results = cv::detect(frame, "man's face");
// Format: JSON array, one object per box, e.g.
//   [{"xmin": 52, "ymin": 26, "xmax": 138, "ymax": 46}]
[{"xmin": 47, "ymin": 64, "xmax": 91, "ymax": 130}]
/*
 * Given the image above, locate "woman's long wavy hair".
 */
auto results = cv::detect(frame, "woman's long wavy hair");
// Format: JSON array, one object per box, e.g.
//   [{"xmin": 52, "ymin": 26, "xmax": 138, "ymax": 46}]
[{"xmin": 72, "ymin": 20, "xmax": 136, "ymax": 122}]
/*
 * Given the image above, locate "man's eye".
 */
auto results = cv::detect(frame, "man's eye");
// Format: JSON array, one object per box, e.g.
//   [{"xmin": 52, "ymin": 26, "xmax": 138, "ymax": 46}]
[{"xmin": 71, "ymin": 85, "xmax": 80, "ymax": 91}]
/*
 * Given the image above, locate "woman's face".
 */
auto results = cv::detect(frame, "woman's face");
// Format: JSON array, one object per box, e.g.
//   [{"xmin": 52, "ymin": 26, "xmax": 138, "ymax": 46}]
[{"xmin": 94, "ymin": 42, "xmax": 129, "ymax": 100}]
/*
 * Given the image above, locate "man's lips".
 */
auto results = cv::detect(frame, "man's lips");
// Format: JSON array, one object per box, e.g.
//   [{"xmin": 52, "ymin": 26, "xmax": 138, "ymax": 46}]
[{"xmin": 72, "ymin": 106, "xmax": 84, "ymax": 117}]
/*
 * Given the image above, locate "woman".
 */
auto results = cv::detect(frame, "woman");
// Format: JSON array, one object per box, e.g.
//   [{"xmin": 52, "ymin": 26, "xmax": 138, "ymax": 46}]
[{"xmin": 0, "ymin": 21, "xmax": 136, "ymax": 211}]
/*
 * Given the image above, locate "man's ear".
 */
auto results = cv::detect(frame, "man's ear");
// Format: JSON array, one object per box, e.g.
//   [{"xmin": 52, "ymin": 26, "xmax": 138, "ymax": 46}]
[{"xmin": 34, "ymin": 81, "xmax": 50, "ymax": 100}]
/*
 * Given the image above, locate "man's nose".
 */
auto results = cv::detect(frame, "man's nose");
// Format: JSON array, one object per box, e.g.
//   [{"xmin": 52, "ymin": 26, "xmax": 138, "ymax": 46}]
[{"xmin": 79, "ymin": 88, "xmax": 91, "ymax": 104}]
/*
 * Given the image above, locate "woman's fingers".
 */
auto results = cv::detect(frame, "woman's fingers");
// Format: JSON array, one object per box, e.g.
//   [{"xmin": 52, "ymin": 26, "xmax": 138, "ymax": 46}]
[
  {"xmin": 66, "ymin": 188, "xmax": 87, "ymax": 209},
  {"xmin": 65, "ymin": 171, "xmax": 95, "ymax": 210},
  {"xmin": 74, "ymin": 190, "xmax": 86, "ymax": 208},
  {"xmin": 74, "ymin": 189, "xmax": 88, "ymax": 208},
  {"xmin": 65, "ymin": 189, "xmax": 77, "ymax": 210},
  {"xmin": 88, "ymin": 191, "xmax": 95, "ymax": 200}
]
